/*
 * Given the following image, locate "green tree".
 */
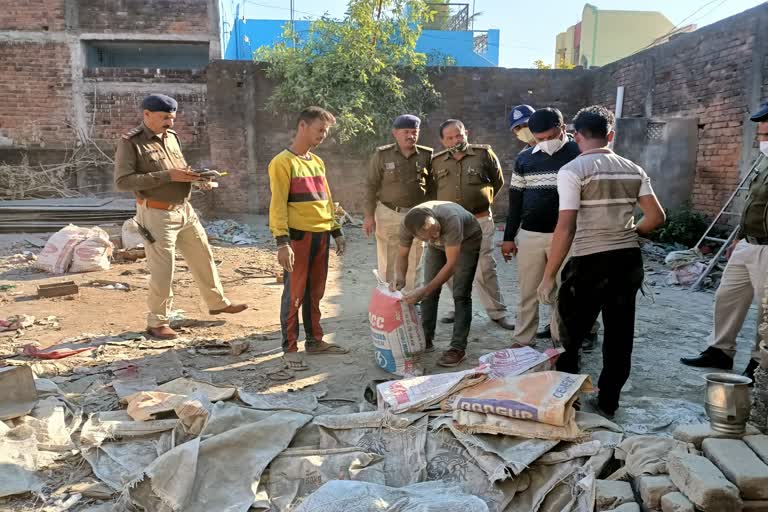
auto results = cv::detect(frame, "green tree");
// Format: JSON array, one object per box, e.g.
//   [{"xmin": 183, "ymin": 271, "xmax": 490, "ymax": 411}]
[
  {"xmin": 533, "ymin": 59, "xmax": 552, "ymax": 69},
  {"xmin": 256, "ymin": 0, "xmax": 442, "ymax": 152}
]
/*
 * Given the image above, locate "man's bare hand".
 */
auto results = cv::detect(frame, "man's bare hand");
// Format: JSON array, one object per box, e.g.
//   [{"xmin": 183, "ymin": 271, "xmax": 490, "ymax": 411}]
[
  {"xmin": 402, "ymin": 286, "xmax": 427, "ymax": 305},
  {"xmin": 277, "ymin": 245, "xmax": 295, "ymax": 272},
  {"xmin": 169, "ymin": 168, "xmax": 203, "ymax": 182},
  {"xmin": 363, "ymin": 216, "xmax": 376, "ymax": 237},
  {"xmin": 501, "ymin": 241, "xmax": 518, "ymax": 261}
]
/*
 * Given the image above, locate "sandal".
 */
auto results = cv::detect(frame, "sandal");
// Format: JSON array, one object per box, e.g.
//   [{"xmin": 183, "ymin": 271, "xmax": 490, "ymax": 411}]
[
  {"xmin": 305, "ymin": 340, "xmax": 349, "ymax": 355},
  {"xmin": 267, "ymin": 368, "xmax": 295, "ymax": 381},
  {"xmin": 282, "ymin": 352, "xmax": 309, "ymax": 371}
]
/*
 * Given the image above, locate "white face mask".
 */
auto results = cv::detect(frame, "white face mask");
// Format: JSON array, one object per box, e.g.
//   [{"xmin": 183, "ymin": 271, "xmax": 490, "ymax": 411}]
[
  {"xmin": 761, "ymin": 141, "xmax": 768, "ymax": 157},
  {"xmin": 536, "ymin": 134, "xmax": 566, "ymax": 156}
]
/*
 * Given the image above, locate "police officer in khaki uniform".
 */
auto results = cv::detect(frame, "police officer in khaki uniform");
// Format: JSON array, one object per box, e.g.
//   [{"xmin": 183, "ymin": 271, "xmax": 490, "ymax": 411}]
[
  {"xmin": 681, "ymin": 101, "xmax": 768, "ymax": 381},
  {"xmin": 364, "ymin": 115, "xmax": 432, "ymax": 289},
  {"xmin": 433, "ymin": 119, "xmax": 515, "ymax": 330},
  {"xmin": 115, "ymin": 94, "xmax": 247, "ymax": 340}
]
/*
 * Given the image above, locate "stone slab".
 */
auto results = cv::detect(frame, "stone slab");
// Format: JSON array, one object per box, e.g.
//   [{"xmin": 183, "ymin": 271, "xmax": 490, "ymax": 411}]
[
  {"xmin": 744, "ymin": 435, "xmax": 768, "ymax": 466},
  {"xmin": 638, "ymin": 475, "xmax": 677, "ymax": 509},
  {"xmin": 667, "ymin": 452, "xmax": 743, "ymax": 511},
  {"xmin": 702, "ymin": 438, "xmax": 768, "ymax": 500},
  {"xmin": 661, "ymin": 492, "xmax": 695, "ymax": 512},
  {"xmin": 597, "ymin": 480, "xmax": 636, "ymax": 511},
  {"xmin": 672, "ymin": 423, "xmax": 760, "ymax": 449}
]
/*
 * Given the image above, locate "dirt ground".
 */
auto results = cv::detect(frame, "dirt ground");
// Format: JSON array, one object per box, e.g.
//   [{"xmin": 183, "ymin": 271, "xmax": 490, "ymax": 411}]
[{"xmin": 0, "ymin": 217, "xmax": 759, "ymax": 509}]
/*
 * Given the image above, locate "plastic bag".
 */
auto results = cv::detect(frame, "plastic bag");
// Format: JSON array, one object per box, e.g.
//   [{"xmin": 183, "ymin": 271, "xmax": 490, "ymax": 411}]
[
  {"xmin": 368, "ymin": 271, "xmax": 426, "ymax": 377},
  {"xmin": 70, "ymin": 227, "xmax": 112, "ymax": 273},
  {"xmin": 377, "ymin": 367, "xmax": 489, "ymax": 414},
  {"xmin": 34, "ymin": 224, "xmax": 92, "ymax": 274},
  {"xmin": 121, "ymin": 218, "xmax": 145, "ymax": 250}
]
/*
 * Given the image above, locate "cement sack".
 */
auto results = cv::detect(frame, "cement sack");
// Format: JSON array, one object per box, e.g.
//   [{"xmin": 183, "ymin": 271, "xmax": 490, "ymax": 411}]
[
  {"xmin": 369, "ymin": 273, "xmax": 426, "ymax": 377},
  {"xmin": 70, "ymin": 227, "xmax": 113, "ymax": 273},
  {"xmin": 295, "ymin": 480, "xmax": 490, "ymax": 512},
  {"xmin": 258, "ymin": 447, "xmax": 386, "ymax": 510},
  {"xmin": 377, "ymin": 366, "xmax": 489, "ymax": 414},
  {"xmin": 425, "ymin": 423, "xmax": 519, "ymax": 511},
  {"xmin": 35, "ymin": 224, "xmax": 92, "ymax": 274},
  {"xmin": 479, "ymin": 346, "xmax": 564, "ymax": 379},
  {"xmin": 443, "ymin": 371, "xmax": 592, "ymax": 427},
  {"xmin": 452, "ymin": 409, "xmax": 585, "ymax": 441},
  {"xmin": 315, "ymin": 411, "xmax": 428, "ymax": 487},
  {"xmin": 121, "ymin": 218, "xmax": 145, "ymax": 250}
]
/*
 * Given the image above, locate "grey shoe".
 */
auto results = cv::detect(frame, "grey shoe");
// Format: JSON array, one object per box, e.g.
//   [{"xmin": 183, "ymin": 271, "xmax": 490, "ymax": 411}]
[{"xmin": 440, "ymin": 311, "xmax": 455, "ymax": 324}]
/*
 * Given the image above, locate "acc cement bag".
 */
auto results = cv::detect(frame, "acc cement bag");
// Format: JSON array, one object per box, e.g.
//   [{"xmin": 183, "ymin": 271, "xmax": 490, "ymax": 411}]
[
  {"xmin": 70, "ymin": 227, "xmax": 113, "ymax": 273},
  {"xmin": 369, "ymin": 272, "xmax": 426, "ymax": 377}
]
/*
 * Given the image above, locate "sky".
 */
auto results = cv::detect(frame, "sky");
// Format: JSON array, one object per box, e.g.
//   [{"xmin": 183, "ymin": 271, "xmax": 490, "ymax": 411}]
[{"xmin": 225, "ymin": 0, "xmax": 766, "ymax": 68}]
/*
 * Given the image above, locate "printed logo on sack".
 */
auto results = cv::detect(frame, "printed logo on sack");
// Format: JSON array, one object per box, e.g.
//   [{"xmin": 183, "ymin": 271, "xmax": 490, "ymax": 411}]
[
  {"xmin": 456, "ymin": 398, "xmax": 539, "ymax": 421},
  {"xmin": 375, "ymin": 347, "xmax": 396, "ymax": 372}
]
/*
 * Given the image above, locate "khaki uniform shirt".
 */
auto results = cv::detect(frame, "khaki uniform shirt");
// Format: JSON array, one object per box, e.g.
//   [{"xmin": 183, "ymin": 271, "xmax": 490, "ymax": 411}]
[
  {"xmin": 114, "ymin": 124, "xmax": 191, "ymax": 204},
  {"xmin": 365, "ymin": 143, "xmax": 433, "ymax": 217},
  {"xmin": 432, "ymin": 144, "xmax": 504, "ymax": 214},
  {"xmin": 740, "ymin": 156, "xmax": 768, "ymax": 240}
]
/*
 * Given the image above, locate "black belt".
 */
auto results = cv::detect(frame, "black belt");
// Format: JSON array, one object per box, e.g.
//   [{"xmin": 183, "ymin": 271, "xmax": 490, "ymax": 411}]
[
  {"xmin": 381, "ymin": 202, "xmax": 411, "ymax": 213},
  {"xmin": 745, "ymin": 235, "xmax": 768, "ymax": 245}
]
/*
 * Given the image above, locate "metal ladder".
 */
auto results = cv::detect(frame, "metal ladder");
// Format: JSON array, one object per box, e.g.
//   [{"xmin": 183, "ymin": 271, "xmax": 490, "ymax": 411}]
[{"xmin": 689, "ymin": 153, "xmax": 766, "ymax": 291}]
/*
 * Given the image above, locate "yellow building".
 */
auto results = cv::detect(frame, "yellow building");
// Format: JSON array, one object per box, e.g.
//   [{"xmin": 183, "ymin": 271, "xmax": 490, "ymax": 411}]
[{"xmin": 555, "ymin": 4, "xmax": 692, "ymax": 68}]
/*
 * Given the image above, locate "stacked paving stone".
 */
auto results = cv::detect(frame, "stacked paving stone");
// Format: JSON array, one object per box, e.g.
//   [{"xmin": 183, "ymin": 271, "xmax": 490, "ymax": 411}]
[{"xmin": 595, "ymin": 424, "xmax": 768, "ymax": 512}]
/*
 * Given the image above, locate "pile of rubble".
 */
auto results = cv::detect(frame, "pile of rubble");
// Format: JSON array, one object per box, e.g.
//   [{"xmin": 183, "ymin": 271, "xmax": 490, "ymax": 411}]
[{"xmin": 596, "ymin": 423, "xmax": 768, "ymax": 512}]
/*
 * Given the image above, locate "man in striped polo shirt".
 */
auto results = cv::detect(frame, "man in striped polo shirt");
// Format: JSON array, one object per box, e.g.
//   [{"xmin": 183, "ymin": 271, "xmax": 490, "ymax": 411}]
[
  {"xmin": 268, "ymin": 106, "xmax": 349, "ymax": 371},
  {"xmin": 537, "ymin": 105, "xmax": 666, "ymax": 417}
]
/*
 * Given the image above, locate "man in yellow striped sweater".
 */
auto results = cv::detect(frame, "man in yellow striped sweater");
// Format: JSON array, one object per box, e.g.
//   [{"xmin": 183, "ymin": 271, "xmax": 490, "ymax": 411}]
[{"xmin": 268, "ymin": 106, "xmax": 349, "ymax": 371}]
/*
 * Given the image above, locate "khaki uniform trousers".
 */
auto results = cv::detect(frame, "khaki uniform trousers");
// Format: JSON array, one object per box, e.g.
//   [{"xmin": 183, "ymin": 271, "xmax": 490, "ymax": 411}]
[
  {"xmin": 513, "ymin": 229, "xmax": 560, "ymax": 345},
  {"xmin": 447, "ymin": 214, "xmax": 508, "ymax": 320},
  {"xmin": 137, "ymin": 201, "xmax": 229, "ymax": 328},
  {"xmin": 707, "ymin": 240, "xmax": 768, "ymax": 361},
  {"xmin": 374, "ymin": 202, "xmax": 424, "ymax": 289}
]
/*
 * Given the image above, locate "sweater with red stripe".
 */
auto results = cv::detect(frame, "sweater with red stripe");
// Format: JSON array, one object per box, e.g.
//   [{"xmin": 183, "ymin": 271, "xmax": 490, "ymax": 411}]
[{"xmin": 268, "ymin": 149, "xmax": 342, "ymax": 245}]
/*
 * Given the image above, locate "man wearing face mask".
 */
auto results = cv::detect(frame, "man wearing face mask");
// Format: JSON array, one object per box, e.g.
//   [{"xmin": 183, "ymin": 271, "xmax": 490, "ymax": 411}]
[
  {"xmin": 680, "ymin": 101, "xmax": 768, "ymax": 382},
  {"xmin": 508, "ymin": 104, "xmax": 538, "ymax": 147},
  {"xmin": 364, "ymin": 115, "xmax": 433, "ymax": 289},
  {"xmin": 432, "ymin": 119, "xmax": 515, "ymax": 331},
  {"xmin": 502, "ymin": 108, "xmax": 580, "ymax": 347}
]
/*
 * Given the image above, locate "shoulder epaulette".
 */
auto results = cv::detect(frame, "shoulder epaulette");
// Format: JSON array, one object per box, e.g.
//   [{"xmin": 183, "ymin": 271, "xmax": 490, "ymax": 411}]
[
  {"xmin": 416, "ymin": 144, "xmax": 433, "ymax": 152},
  {"xmin": 433, "ymin": 148, "xmax": 450, "ymax": 158},
  {"xmin": 470, "ymin": 143, "xmax": 491, "ymax": 150},
  {"xmin": 167, "ymin": 129, "xmax": 177, "ymax": 135},
  {"xmin": 376, "ymin": 143, "xmax": 396, "ymax": 152},
  {"xmin": 121, "ymin": 126, "xmax": 144, "ymax": 140}
]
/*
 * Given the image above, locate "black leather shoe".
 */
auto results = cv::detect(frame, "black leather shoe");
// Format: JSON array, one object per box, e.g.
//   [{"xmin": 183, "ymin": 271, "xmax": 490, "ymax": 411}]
[
  {"xmin": 680, "ymin": 347, "xmax": 733, "ymax": 370},
  {"xmin": 582, "ymin": 331, "xmax": 598, "ymax": 353},
  {"xmin": 536, "ymin": 327, "xmax": 552, "ymax": 339},
  {"xmin": 743, "ymin": 359, "xmax": 759, "ymax": 385}
]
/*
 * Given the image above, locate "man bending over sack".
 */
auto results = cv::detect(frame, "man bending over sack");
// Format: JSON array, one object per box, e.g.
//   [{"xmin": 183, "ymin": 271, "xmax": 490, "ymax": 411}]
[{"xmin": 395, "ymin": 200, "xmax": 482, "ymax": 367}]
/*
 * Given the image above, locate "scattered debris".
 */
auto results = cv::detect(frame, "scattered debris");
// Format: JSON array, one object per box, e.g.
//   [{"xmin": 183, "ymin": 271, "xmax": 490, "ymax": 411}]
[
  {"xmin": 0, "ymin": 366, "xmax": 38, "ymax": 420},
  {"xmin": 205, "ymin": 219, "xmax": 262, "ymax": 245},
  {"xmin": 21, "ymin": 342, "xmax": 96, "ymax": 360},
  {"xmin": 86, "ymin": 280, "xmax": 131, "ymax": 291}
]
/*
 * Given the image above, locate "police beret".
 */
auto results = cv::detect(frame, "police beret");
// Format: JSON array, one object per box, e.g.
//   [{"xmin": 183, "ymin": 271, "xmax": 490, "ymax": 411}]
[
  {"xmin": 142, "ymin": 94, "xmax": 178, "ymax": 113},
  {"xmin": 509, "ymin": 104, "xmax": 535, "ymax": 130},
  {"xmin": 392, "ymin": 114, "xmax": 421, "ymax": 129},
  {"xmin": 750, "ymin": 101, "xmax": 768, "ymax": 122}
]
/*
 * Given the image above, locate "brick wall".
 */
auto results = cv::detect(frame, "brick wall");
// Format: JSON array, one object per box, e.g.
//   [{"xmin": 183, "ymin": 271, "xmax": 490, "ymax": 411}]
[
  {"xmin": 0, "ymin": 0, "xmax": 66, "ymax": 31},
  {"xmin": 76, "ymin": 0, "xmax": 209, "ymax": 33},
  {"xmin": 85, "ymin": 90, "xmax": 208, "ymax": 146},
  {"xmin": 591, "ymin": 3, "xmax": 767, "ymax": 216},
  {"xmin": 0, "ymin": 41, "xmax": 73, "ymax": 147},
  {"xmin": 206, "ymin": 62, "xmax": 594, "ymax": 215}
]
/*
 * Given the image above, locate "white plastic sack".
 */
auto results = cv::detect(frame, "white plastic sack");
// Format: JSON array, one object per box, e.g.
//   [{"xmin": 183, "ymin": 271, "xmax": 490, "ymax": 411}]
[
  {"xmin": 122, "ymin": 218, "xmax": 145, "ymax": 250},
  {"xmin": 70, "ymin": 227, "xmax": 113, "ymax": 273},
  {"xmin": 35, "ymin": 224, "xmax": 92, "ymax": 274},
  {"xmin": 377, "ymin": 367, "xmax": 489, "ymax": 414},
  {"xmin": 369, "ymin": 272, "xmax": 426, "ymax": 377},
  {"xmin": 478, "ymin": 346, "xmax": 564, "ymax": 380}
]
